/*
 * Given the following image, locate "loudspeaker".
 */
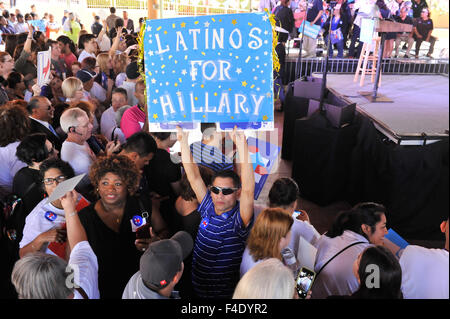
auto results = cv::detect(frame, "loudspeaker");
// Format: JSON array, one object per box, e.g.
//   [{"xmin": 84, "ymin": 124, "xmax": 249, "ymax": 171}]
[
  {"xmin": 281, "ymin": 83, "xmax": 310, "ymax": 160},
  {"xmin": 308, "ymin": 100, "xmax": 356, "ymax": 128},
  {"xmin": 293, "ymin": 77, "xmax": 322, "ymax": 100}
]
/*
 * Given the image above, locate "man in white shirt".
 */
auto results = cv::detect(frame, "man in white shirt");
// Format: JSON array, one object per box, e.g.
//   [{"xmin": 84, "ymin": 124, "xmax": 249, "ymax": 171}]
[
  {"xmin": 59, "ymin": 107, "xmax": 95, "ymax": 189},
  {"xmin": 100, "ymin": 87, "xmax": 128, "ymax": 142},
  {"xmin": 78, "ymin": 34, "xmax": 97, "ymax": 63},
  {"xmin": 119, "ymin": 61, "xmax": 140, "ymax": 107},
  {"xmin": 397, "ymin": 218, "xmax": 449, "ymax": 299}
]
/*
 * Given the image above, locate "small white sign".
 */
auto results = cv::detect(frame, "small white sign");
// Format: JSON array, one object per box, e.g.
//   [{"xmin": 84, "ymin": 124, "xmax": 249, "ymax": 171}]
[
  {"xmin": 46, "ymin": 174, "xmax": 86, "ymax": 203},
  {"xmin": 37, "ymin": 47, "xmax": 51, "ymax": 87}
]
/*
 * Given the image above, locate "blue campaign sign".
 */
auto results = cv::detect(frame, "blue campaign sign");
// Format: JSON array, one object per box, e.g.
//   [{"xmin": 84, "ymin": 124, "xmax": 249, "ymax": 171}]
[
  {"xmin": 143, "ymin": 12, "xmax": 274, "ymax": 125},
  {"xmin": 29, "ymin": 20, "xmax": 47, "ymax": 32}
]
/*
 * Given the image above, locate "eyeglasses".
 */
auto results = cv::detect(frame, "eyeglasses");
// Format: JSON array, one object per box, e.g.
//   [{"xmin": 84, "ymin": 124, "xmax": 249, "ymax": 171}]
[
  {"xmin": 210, "ymin": 186, "xmax": 239, "ymax": 195},
  {"xmin": 43, "ymin": 175, "xmax": 66, "ymax": 185}
]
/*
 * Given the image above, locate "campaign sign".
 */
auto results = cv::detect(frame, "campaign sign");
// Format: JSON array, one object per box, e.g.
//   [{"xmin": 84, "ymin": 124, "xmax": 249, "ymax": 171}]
[
  {"xmin": 29, "ymin": 19, "xmax": 47, "ymax": 32},
  {"xmin": 37, "ymin": 48, "xmax": 51, "ymax": 88},
  {"xmin": 247, "ymin": 136, "xmax": 280, "ymax": 200},
  {"xmin": 143, "ymin": 12, "xmax": 274, "ymax": 127}
]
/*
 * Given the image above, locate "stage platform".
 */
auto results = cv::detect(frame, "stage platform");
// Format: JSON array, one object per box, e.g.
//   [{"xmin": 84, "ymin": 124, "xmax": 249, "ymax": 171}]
[{"xmin": 312, "ymin": 73, "xmax": 449, "ymax": 145}]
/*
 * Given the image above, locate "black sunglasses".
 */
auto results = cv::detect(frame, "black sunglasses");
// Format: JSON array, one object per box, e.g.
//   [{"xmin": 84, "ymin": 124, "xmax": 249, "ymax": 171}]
[{"xmin": 210, "ymin": 186, "xmax": 239, "ymax": 196}]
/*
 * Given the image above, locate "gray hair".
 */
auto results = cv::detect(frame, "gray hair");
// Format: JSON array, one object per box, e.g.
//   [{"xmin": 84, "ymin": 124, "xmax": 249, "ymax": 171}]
[
  {"xmin": 60, "ymin": 107, "xmax": 88, "ymax": 133},
  {"xmin": 11, "ymin": 252, "xmax": 73, "ymax": 299},
  {"xmin": 233, "ymin": 258, "xmax": 295, "ymax": 299},
  {"xmin": 115, "ymin": 105, "xmax": 131, "ymax": 127}
]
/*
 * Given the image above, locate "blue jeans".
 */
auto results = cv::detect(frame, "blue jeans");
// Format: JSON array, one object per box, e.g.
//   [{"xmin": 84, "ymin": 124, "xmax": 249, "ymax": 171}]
[{"xmin": 325, "ymin": 36, "xmax": 344, "ymax": 58}]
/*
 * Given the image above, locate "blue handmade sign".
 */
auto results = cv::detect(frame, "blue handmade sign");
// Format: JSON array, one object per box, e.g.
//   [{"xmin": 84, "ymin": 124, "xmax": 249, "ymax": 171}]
[
  {"xmin": 29, "ymin": 20, "xmax": 47, "ymax": 32},
  {"xmin": 143, "ymin": 12, "xmax": 274, "ymax": 126}
]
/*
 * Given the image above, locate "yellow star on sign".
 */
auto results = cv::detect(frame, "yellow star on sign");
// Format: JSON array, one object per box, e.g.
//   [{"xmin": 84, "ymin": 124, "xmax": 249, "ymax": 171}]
[
  {"xmin": 181, "ymin": 22, "xmax": 186, "ymax": 28},
  {"xmin": 262, "ymin": 115, "xmax": 268, "ymax": 121},
  {"xmin": 231, "ymin": 19, "xmax": 237, "ymax": 26},
  {"xmin": 153, "ymin": 114, "xmax": 158, "ymax": 119},
  {"xmin": 241, "ymin": 81, "xmax": 248, "ymax": 87}
]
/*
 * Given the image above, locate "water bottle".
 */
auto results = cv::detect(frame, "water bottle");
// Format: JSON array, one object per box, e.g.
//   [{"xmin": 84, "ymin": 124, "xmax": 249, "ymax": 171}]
[{"xmin": 281, "ymin": 247, "xmax": 300, "ymax": 277}]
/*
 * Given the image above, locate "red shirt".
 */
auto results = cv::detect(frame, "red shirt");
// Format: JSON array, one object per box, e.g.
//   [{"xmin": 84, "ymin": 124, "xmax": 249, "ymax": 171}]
[{"xmin": 61, "ymin": 53, "xmax": 77, "ymax": 71}]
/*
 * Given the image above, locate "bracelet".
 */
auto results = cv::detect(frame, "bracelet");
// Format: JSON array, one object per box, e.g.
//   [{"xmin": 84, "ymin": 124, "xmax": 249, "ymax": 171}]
[
  {"xmin": 68, "ymin": 211, "xmax": 77, "ymax": 217},
  {"xmin": 27, "ymin": 37, "xmax": 32, "ymax": 40}
]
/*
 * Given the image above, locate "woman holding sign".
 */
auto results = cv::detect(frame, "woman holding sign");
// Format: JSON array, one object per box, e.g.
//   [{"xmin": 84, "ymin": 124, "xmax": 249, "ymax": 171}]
[{"xmin": 18, "ymin": 158, "xmax": 89, "ymax": 259}]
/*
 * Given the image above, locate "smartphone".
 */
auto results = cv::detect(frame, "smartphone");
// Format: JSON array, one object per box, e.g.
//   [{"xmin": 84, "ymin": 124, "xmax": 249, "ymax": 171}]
[
  {"xmin": 296, "ymin": 267, "xmax": 316, "ymax": 299},
  {"xmin": 136, "ymin": 223, "xmax": 151, "ymax": 239}
]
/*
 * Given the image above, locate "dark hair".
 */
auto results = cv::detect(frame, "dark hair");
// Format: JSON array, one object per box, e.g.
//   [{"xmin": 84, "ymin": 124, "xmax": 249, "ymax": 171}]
[
  {"xmin": 24, "ymin": 13, "xmax": 31, "ymax": 21},
  {"xmin": 200, "ymin": 122, "xmax": 216, "ymax": 134},
  {"xmin": 44, "ymin": 39, "xmax": 58, "ymax": 51},
  {"xmin": 81, "ymin": 56, "xmax": 96, "ymax": 71},
  {"xmin": 33, "ymin": 31, "xmax": 44, "ymax": 42},
  {"xmin": 326, "ymin": 202, "xmax": 386, "ymax": 240},
  {"xmin": 52, "ymin": 102, "xmax": 70, "ymax": 131},
  {"xmin": 39, "ymin": 158, "xmax": 75, "ymax": 185},
  {"xmin": 6, "ymin": 71, "xmax": 23, "ymax": 89},
  {"xmin": 151, "ymin": 132, "xmax": 171, "ymax": 141},
  {"xmin": 112, "ymin": 87, "xmax": 127, "ymax": 98},
  {"xmin": 354, "ymin": 246, "xmax": 403, "ymax": 299},
  {"xmin": 16, "ymin": 133, "xmax": 50, "ymax": 165},
  {"xmin": 180, "ymin": 165, "xmax": 214, "ymax": 201},
  {"xmin": 268, "ymin": 177, "xmax": 299, "ymax": 208},
  {"xmin": 0, "ymin": 104, "xmax": 31, "ymax": 147},
  {"xmin": 110, "ymin": 7, "xmax": 116, "ymax": 14},
  {"xmin": 121, "ymin": 132, "xmax": 157, "ymax": 157},
  {"xmin": 78, "ymin": 34, "xmax": 96, "ymax": 50},
  {"xmin": 2, "ymin": 10, "xmax": 9, "ymax": 19},
  {"xmin": 4, "ymin": 34, "xmax": 18, "ymax": 57},
  {"xmin": 57, "ymin": 35, "xmax": 76, "ymax": 54},
  {"xmin": 17, "ymin": 13, "xmax": 23, "ymax": 19},
  {"xmin": 115, "ymin": 18, "xmax": 124, "ymax": 28},
  {"xmin": 13, "ymin": 43, "xmax": 24, "ymax": 61},
  {"xmin": 212, "ymin": 170, "xmax": 241, "ymax": 189},
  {"xmin": 27, "ymin": 96, "xmax": 47, "ymax": 115},
  {"xmin": 89, "ymin": 154, "xmax": 140, "ymax": 196}
]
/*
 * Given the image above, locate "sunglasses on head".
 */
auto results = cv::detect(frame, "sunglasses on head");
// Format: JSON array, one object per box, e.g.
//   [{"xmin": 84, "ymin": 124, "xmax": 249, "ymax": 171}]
[{"xmin": 210, "ymin": 186, "xmax": 239, "ymax": 195}]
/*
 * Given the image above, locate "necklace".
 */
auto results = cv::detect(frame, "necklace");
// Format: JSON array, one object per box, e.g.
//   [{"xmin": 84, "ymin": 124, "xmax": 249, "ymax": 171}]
[{"xmin": 96, "ymin": 201, "xmax": 124, "ymax": 226}]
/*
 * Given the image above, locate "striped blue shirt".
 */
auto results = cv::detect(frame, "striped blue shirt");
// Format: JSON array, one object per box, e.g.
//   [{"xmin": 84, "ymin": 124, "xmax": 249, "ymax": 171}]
[
  {"xmin": 190, "ymin": 141, "xmax": 233, "ymax": 172},
  {"xmin": 192, "ymin": 191, "xmax": 253, "ymax": 298}
]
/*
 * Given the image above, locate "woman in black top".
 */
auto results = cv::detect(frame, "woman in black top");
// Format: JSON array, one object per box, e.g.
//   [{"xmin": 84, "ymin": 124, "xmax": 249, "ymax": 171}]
[
  {"xmin": 78, "ymin": 154, "xmax": 168, "ymax": 299},
  {"xmin": 12, "ymin": 133, "xmax": 59, "ymax": 245}
]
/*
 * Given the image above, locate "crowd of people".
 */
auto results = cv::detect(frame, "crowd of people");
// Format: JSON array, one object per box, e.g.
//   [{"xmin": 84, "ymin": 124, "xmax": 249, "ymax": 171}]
[
  {"xmin": 0, "ymin": 2, "xmax": 448, "ymax": 300},
  {"xmin": 267, "ymin": 0, "xmax": 436, "ymax": 59}
]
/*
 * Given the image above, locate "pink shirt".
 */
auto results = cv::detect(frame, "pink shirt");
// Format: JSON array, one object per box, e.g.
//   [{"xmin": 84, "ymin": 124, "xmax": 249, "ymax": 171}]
[{"xmin": 120, "ymin": 105, "xmax": 146, "ymax": 139}]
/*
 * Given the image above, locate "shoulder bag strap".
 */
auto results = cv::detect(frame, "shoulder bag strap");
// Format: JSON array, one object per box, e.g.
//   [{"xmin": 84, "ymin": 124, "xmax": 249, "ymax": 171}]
[
  {"xmin": 137, "ymin": 196, "xmax": 152, "ymax": 222},
  {"xmin": 75, "ymin": 287, "xmax": 89, "ymax": 299},
  {"xmin": 315, "ymin": 241, "xmax": 366, "ymax": 279}
]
